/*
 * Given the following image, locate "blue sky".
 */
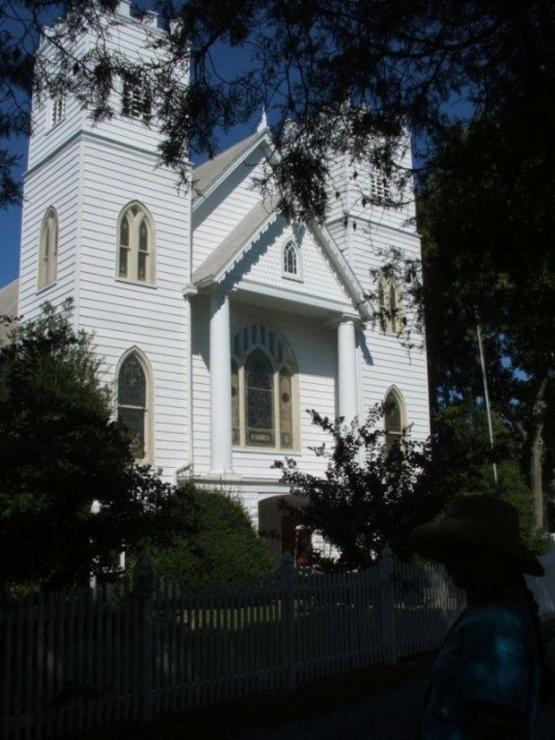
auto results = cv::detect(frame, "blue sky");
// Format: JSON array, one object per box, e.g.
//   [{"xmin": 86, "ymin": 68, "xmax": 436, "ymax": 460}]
[{"xmin": 0, "ymin": 137, "xmax": 26, "ymax": 287}]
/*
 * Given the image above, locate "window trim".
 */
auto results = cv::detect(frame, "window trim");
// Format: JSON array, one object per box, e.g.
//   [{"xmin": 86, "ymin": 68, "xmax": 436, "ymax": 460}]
[
  {"xmin": 116, "ymin": 202, "xmax": 156, "ymax": 285},
  {"xmin": 115, "ymin": 347, "xmax": 155, "ymax": 465},
  {"xmin": 282, "ymin": 239, "xmax": 303, "ymax": 282},
  {"xmin": 37, "ymin": 206, "xmax": 59, "ymax": 291},
  {"xmin": 383, "ymin": 385, "xmax": 408, "ymax": 449},
  {"xmin": 232, "ymin": 324, "xmax": 300, "ymax": 453},
  {"xmin": 377, "ymin": 273, "xmax": 403, "ymax": 334}
]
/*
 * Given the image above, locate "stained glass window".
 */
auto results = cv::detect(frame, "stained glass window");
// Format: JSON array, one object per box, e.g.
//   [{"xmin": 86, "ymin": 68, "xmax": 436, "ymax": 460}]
[
  {"xmin": 139, "ymin": 221, "xmax": 148, "ymax": 251},
  {"xmin": 120, "ymin": 216, "xmax": 129, "ymax": 247},
  {"xmin": 384, "ymin": 390, "xmax": 403, "ymax": 451},
  {"xmin": 118, "ymin": 204, "xmax": 154, "ymax": 283},
  {"xmin": 138, "ymin": 252, "xmax": 147, "ymax": 281},
  {"xmin": 245, "ymin": 350, "xmax": 274, "ymax": 447},
  {"xmin": 231, "ymin": 325, "xmax": 298, "ymax": 451},
  {"xmin": 118, "ymin": 353, "xmax": 147, "ymax": 459},
  {"xmin": 38, "ymin": 208, "xmax": 58, "ymax": 288},
  {"xmin": 231, "ymin": 360, "xmax": 240, "ymax": 445},
  {"xmin": 279, "ymin": 368, "xmax": 293, "ymax": 449},
  {"xmin": 119, "ymin": 248, "xmax": 128, "ymax": 278}
]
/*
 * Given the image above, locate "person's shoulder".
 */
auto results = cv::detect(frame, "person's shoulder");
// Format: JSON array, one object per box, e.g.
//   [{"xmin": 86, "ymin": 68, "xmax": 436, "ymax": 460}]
[
  {"xmin": 464, "ymin": 602, "xmax": 528, "ymax": 624},
  {"xmin": 459, "ymin": 603, "xmax": 533, "ymax": 655}
]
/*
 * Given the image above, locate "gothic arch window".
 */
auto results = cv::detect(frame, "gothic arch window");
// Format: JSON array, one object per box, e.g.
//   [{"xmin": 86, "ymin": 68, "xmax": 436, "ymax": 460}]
[
  {"xmin": 38, "ymin": 207, "xmax": 59, "ymax": 289},
  {"xmin": 384, "ymin": 387, "xmax": 407, "ymax": 451},
  {"xmin": 117, "ymin": 349, "xmax": 153, "ymax": 462},
  {"xmin": 377, "ymin": 273, "xmax": 403, "ymax": 334},
  {"xmin": 117, "ymin": 202, "xmax": 155, "ymax": 284},
  {"xmin": 231, "ymin": 323, "xmax": 298, "ymax": 450},
  {"xmin": 283, "ymin": 240, "xmax": 301, "ymax": 279}
]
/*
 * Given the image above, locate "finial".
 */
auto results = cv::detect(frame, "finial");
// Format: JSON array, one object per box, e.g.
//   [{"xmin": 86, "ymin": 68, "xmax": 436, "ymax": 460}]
[{"xmin": 257, "ymin": 105, "xmax": 268, "ymax": 133}]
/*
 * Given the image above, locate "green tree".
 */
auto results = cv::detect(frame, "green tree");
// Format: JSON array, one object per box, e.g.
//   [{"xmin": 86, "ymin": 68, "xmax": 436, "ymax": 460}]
[
  {"xmin": 133, "ymin": 482, "xmax": 274, "ymax": 586},
  {"xmin": 418, "ymin": 112, "xmax": 555, "ymax": 530},
  {"xmin": 0, "ymin": 300, "xmax": 180, "ymax": 591},
  {"xmin": 432, "ymin": 403, "xmax": 547, "ymax": 552},
  {"xmin": 274, "ymin": 406, "xmax": 443, "ymax": 569},
  {"xmin": 1, "ymin": 2, "xmax": 553, "ymax": 215}
]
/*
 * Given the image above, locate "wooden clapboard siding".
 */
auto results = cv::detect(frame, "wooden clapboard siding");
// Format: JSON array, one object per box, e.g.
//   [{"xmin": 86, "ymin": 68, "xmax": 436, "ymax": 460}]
[
  {"xmin": 76, "ymin": 135, "xmax": 190, "ymax": 479},
  {"xmin": 325, "ymin": 146, "xmax": 430, "ymax": 441},
  {"xmin": 16, "ymin": 3, "xmax": 431, "ymax": 501},
  {"xmin": 192, "ymin": 146, "xmax": 267, "ymax": 271},
  {"xmin": 28, "ymin": 14, "xmax": 167, "ymax": 172},
  {"xmin": 18, "ymin": 137, "xmax": 82, "ymax": 324},
  {"xmin": 235, "ymin": 218, "xmax": 352, "ymax": 305}
]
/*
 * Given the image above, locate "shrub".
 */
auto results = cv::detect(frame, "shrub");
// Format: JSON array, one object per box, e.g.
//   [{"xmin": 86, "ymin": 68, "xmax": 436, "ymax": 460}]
[
  {"xmin": 0, "ymin": 301, "xmax": 180, "ymax": 592},
  {"xmin": 132, "ymin": 482, "xmax": 274, "ymax": 587}
]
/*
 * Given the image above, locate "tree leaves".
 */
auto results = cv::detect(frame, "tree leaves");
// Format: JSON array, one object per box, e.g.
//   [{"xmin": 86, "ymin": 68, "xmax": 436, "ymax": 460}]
[{"xmin": 273, "ymin": 405, "xmax": 442, "ymax": 569}]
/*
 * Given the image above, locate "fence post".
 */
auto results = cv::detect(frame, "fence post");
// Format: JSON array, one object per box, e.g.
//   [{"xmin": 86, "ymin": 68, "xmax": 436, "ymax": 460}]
[
  {"xmin": 380, "ymin": 546, "xmax": 398, "ymax": 665},
  {"xmin": 133, "ymin": 551, "xmax": 154, "ymax": 723},
  {"xmin": 280, "ymin": 552, "xmax": 297, "ymax": 690}
]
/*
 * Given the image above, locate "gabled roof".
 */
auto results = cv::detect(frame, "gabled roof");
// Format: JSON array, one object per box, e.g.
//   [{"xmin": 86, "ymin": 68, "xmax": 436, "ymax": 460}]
[
  {"xmin": 192, "ymin": 130, "xmax": 268, "ymax": 203},
  {"xmin": 0, "ymin": 278, "xmax": 19, "ymax": 345},
  {"xmin": 193, "ymin": 194, "xmax": 280, "ymax": 285},
  {"xmin": 192, "ymin": 198, "xmax": 370, "ymax": 320}
]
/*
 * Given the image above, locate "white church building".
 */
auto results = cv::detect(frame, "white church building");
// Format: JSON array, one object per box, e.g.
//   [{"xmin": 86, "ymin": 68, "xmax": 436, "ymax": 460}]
[{"xmin": 5, "ymin": 2, "xmax": 430, "ymax": 555}]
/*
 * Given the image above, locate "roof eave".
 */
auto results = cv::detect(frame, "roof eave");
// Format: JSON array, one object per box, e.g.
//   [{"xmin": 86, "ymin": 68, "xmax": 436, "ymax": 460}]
[
  {"xmin": 192, "ymin": 130, "xmax": 274, "ymax": 210},
  {"xmin": 309, "ymin": 222, "xmax": 371, "ymax": 320}
]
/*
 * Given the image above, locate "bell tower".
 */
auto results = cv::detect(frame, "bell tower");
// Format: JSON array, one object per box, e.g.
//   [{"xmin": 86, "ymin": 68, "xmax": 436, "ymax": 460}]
[{"xmin": 18, "ymin": 1, "xmax": 192, "ymax": 480}]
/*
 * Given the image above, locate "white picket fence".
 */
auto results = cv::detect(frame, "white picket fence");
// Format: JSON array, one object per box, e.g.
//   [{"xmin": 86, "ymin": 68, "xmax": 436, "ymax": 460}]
[{"xmin": 1, "ymin": 548, "xmax": 554, "ymax": 739}]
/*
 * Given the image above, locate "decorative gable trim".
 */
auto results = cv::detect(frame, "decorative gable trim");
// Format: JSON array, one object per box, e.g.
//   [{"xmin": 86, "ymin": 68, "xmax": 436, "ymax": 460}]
[
  {"xmin": 192, "ymin": 194, "xmax": 281, "ymax": 286},
  {"xmin": 192, "ymin": 197, "xmax": 370, "ymax": 320},
  {"xmin": 309, "ymin": 221, "xmax": 370, "ymax": 319}
]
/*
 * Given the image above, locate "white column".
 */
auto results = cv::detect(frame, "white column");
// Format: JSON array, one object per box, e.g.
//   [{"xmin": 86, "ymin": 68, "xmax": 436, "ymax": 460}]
[
  {"xmin": 337, "ymin": 317, "xmax": 358, "ymax": 423},
  {"xmin": 209, "ymin": 291, "xmax": 233, "ymax": 474}
]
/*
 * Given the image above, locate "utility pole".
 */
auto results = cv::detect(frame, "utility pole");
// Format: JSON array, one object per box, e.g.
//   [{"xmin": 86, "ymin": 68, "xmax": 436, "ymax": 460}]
[{"xmin": 475, "ymin": 309, "xmax": 499, "ymax": 490}]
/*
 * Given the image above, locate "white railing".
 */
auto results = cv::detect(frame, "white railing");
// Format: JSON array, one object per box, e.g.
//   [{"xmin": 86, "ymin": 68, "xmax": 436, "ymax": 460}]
[{"xmin": 1, "ymin": 548, "xmax": 553, "ymax": 739}]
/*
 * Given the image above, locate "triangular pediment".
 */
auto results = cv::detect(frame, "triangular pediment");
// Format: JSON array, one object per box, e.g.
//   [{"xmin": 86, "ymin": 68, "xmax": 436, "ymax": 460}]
[{"xmin": 191, "ymin": 197, "xmax": 369, "ymax": 319}]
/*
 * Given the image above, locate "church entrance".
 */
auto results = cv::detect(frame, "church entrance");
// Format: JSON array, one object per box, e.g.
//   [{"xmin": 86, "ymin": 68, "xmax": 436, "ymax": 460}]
[{"xmin": 258, "ymin": 494, "xmax": 312, "ymax": 566}]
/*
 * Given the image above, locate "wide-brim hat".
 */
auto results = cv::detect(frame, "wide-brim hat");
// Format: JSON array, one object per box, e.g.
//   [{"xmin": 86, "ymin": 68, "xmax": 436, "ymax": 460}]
[{"xmin": 409, "ymin": 495, "xmax": 544, "ymax": 577}]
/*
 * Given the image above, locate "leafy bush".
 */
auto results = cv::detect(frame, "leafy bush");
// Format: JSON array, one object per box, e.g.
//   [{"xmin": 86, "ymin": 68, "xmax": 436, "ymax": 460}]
[
  {"xmin": 133, "ymin": 482, "xmax": 274, "ymax": 587},
  {"xmin": 273, "ymin": 405, "xmax": 443, "ymax": 569},
  {"xmin": 0, "ymin": 301, "xmax": 181, "ymax": 592}
]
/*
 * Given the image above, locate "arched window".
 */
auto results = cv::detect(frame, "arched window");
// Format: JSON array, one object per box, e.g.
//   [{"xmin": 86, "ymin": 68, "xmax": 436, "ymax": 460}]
[
  {"xmin": 231, "ymin": 324, "xmax": 298, "ymax": 450},
  {"xmin": 117, "ymin": 350, "xmax": 152, "ymax": 461},
  {"xmin": 384, "ymin": 388, "xmax": 406, "ymax": 451},
  {"xmin": 117, "ymin": 203, "xmax": 155, "ymax": 283},
  {"xmin": 377, "ymin": 273, "xmax": 403, "ymax": 334},
  {"xmin": 38, "ymin": 207, "xmax": 59, "ymax": 289},
  {"xmin": 246, "ymin": 349, "xmax": 275, "ymax": 447},
  {"xmin": 283, "ymin": 241, "xmax": 300, "ymax": 277}
]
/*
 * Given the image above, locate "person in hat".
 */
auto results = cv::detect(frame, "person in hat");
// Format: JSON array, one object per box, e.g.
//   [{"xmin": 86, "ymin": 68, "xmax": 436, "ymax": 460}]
[{"xmin": 409, "ymin": 494, "xmax": 550, "ymax": 739}]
